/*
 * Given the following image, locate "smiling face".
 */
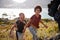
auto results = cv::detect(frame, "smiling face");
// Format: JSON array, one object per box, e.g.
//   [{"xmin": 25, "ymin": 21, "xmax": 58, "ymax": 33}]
[
  {"xmin": 34, "ymin": 6, "xmax": 42, "ymax": 15},
  {"xmin": 35, "ymin": 8, "xmax": 41, "ymax": 15},
  {"xmin": 19, "ymin": 13, "xmax": 25, "ymax": 20}
]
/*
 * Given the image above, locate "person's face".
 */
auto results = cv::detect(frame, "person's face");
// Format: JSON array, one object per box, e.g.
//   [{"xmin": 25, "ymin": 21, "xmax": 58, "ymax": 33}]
[
  {"xmin": 35, "ymin": 8, "xmax": 41, "ymax": 15},
  {"xmin": 19, "ymin": 14, "xmax": 25, "ymax": 20}
]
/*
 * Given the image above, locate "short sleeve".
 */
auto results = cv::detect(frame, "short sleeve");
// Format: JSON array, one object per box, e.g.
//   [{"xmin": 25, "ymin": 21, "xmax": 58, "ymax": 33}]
[
  {"xmin": 16, "ymin": 20, "xmax": 19, "ymax": 24},
  {"xmin": 39, "ymin": 15, "xmax": 41, "ymax": 19},
  {"xmin": 30, "ymin": 15, "xmax": 35, "ymax": 20}
]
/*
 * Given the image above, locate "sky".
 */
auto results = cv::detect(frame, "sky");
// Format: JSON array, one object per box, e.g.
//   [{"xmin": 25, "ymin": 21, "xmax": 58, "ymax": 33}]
[
  {"xmin": 0, "ymin": 8, "xmax": 53, "ymax": 20},
  {"xmin": 0, "ymin": 0, "xmax": 53, "ymax": 20},
  {"xmin": 0, "ymin": 0, "xmax": 52, "ymax": 8}
]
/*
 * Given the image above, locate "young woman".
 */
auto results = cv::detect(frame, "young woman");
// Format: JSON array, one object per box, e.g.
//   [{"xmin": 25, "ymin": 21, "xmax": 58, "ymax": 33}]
[
  {"xmin": 23, "ymin": 6, "xmax": 48, "ymax": 40},
  {"xmin": 10, "ymin": 13, "xmax": 26, "ymax": 40}
]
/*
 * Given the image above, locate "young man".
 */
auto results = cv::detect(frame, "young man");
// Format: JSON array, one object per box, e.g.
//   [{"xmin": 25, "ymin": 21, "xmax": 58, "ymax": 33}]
[
  {"xmin": 23, "ymin": 5, "xmax": 48, "ymax": 40},
  {"xmin": 10, "ymin": 13, "xmax": 26, "ymax": 40}
]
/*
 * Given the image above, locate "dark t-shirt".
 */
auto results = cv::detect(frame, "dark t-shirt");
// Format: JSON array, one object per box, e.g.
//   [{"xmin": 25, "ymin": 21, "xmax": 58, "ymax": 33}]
[
  {"xmin": 16, "ymin": 20, "xmax": 25, "ymax": 33},
  {"xmin": 30, "ymin": 15, "xmax": 41, "ymax": 28}
]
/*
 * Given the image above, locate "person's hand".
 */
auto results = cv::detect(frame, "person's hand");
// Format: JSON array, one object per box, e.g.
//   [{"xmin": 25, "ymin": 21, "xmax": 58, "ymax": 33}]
[
  {"xmin": 45, "ymin": 25, "xmax": 48, "ymax": 28},
  {"xmin": 9, "ymin": 31, "xmax": 14, "ymax": 38},
  {"xmin": 23, "ymin": 26, "xmax": 26, "ymax": 33},
  {"xmin": 23, "ymin": 29, "xmax": 26, "ymax": 33}
]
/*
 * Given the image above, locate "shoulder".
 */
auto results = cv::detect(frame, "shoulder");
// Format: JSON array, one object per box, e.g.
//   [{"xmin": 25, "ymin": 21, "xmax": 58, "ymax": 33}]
[
  {"xmin": 39, "ymin": 15, "xmax": 41, "ymax": 17},
  {"xmin": 23, "ymin": 20, "xmax": 26, "ymax": 24},
  {"xmin": 30, "ymin": 15, "xmax": 35, "ymax": 19},
  {"xmin": 39, "ymin": 15, "xmax": 41, "ymax": 19},
  {"xmin": 16, "ymin": 20, "xmax": 20, "ymax": 24}
]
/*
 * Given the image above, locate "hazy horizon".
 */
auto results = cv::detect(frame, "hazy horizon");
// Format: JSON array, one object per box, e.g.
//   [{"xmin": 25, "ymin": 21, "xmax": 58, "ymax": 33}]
[{"xmin": 0, "ymin": 8, "xmax": 53, "ymax": 20}]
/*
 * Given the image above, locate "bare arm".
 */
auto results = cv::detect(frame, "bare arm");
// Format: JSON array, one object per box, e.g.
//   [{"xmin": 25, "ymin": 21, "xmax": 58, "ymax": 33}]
[
  {"xmin": 23, "ymin": 19, "xmax": 31, "ymax": 32},
  {"xmin": 10, "ymin": 23, "xmax": 17, "ymax": 34},
  {"xmin": 40, "ymin": 20, "xmax": 48, "ymax": 28}
]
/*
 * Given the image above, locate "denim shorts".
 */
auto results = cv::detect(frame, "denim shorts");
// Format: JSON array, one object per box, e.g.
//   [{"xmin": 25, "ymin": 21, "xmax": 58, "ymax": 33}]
[
  {"xmin": 29, "ymin": 26, "xmax": 39, "ymax": 40},
  {"xmin": 16, "ymin": 31, "xmax": 23, "ymax": 40}
]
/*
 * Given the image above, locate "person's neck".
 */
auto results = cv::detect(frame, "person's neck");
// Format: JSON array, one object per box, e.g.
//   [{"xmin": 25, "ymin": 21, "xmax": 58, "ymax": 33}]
[
  {"xmin": 19, "ymin": 19, "xmax": 23, "ymax": 22},
  {"xmin": 35, "ymin": 14, "xmax": 40, "ymax": 17}
]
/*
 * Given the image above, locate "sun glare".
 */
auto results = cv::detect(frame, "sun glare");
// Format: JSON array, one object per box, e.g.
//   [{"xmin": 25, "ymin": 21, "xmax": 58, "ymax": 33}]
[{"xmin": 13, "ymin": 0, "xmax": 26, "ymax": 3}]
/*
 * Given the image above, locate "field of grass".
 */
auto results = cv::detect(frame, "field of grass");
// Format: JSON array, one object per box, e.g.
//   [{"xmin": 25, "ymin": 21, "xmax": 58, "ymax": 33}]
[{"xmin": 0, "ymin": 20, "xmax": 58, "ymax": 40}]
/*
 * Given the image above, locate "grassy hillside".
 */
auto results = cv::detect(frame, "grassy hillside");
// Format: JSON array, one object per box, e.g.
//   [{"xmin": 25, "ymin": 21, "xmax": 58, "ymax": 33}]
[{"xmin": 0, "ymin": 19, "xmax": 58, "ymax": 40}]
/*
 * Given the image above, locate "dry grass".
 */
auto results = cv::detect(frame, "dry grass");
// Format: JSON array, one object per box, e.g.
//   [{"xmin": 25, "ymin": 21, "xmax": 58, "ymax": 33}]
[{"xmin": 0, "ymin": 20, "xmax": 58, "ymax": 40}]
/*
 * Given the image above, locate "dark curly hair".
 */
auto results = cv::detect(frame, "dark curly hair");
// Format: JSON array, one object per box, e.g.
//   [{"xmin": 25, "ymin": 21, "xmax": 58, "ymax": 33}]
[{"xmin": 34, "ymin": 5, "xmax": 42, "ymax": 12}]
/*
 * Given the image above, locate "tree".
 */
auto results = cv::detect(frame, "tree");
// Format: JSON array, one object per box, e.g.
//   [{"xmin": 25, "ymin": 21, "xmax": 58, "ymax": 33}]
[
  {"xmin": 2, "ymin": 13, "xmax": 8, "ymax": 18},
  {"xmin": 48, "ymin": 0, "xmax": 60, "ymax": 17},
  {"xmin": 13, "ymin": 15, "xmax": 16, "ymax": 17}
]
